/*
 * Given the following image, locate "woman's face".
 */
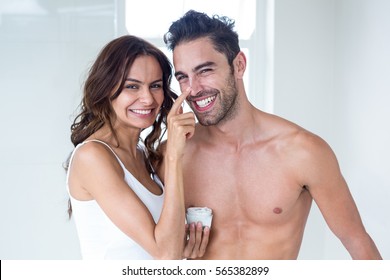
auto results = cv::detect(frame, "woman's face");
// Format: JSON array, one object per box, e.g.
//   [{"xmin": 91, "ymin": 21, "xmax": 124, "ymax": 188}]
[{"xmin": 111, "ymin": 55, "xmax": 165, "ymax": 131}]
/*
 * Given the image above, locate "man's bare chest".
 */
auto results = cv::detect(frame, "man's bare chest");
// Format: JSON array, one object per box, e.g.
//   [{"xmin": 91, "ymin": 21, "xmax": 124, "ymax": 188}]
[{"xmin": 182, "ymin": 151, "xmax": 309, "ymax": 223}]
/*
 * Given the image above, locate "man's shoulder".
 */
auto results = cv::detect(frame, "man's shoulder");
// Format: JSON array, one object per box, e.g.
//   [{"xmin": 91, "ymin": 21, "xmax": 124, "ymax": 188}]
[{"xmin": 261, "ymin": 113, "xmax": 331, "ymax": 155}]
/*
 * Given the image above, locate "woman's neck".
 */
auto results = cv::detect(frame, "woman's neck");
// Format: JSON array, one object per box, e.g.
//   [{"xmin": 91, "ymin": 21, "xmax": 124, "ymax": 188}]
[{"xmin": 90, "ymin": 124, "xmax": 142, "ymax": 158}]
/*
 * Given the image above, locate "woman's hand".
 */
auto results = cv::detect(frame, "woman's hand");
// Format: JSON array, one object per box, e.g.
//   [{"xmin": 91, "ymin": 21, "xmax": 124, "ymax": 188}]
[
  {"xmin": 183, "ymin": 222, "xmax": 210, "ymax": 259},
  {"xmin": 166, "ymin": 88, "xmax": 195, "ymax": 159}
]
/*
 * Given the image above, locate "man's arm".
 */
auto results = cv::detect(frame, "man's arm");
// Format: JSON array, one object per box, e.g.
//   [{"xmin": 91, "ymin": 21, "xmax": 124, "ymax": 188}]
[{"xmin": 298, "ymin": 132, "xmax": 382, "ymax": 259}]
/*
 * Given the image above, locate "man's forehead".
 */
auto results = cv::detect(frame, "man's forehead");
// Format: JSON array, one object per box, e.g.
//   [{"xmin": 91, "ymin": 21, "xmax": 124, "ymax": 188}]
[
  {"xmin": 174, "ymin": 38, "xmax": 214, "ymax": 56},
  {"xmin": 172, "ymin": 39, "xmax": 224, "ymax": 71}
]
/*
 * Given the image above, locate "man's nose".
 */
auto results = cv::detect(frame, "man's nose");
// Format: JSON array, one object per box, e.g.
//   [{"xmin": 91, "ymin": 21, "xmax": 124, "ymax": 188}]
[{"xmin": 189, "ymin": 75, "xmax": 202, "ymax": 96}]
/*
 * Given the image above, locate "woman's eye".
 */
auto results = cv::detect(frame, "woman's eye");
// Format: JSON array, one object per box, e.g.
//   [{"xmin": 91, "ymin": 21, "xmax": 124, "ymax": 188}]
[
  {"xmin": 125, "ymin": 84, "xmax": 138, "ymax": 89},
  {"xmin": 151, "ymin": 83, "xmax": 162, "ymax": 89}
]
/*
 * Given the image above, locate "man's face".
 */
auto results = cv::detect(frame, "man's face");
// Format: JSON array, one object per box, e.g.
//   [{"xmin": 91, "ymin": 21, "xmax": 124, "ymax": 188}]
[{"xmin": 173, "ymin": 37, "xmax": 238, "ymax": 126}]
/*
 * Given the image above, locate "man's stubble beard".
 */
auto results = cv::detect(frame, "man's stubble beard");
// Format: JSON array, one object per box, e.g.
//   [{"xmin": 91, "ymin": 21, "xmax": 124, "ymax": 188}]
[{"xmin": 195, "ymin": 74, "xmax": 239, "ymax": 126}]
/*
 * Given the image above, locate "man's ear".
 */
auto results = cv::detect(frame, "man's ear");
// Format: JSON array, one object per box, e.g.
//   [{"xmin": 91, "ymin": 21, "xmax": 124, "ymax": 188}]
[{"xmin": 233, "ymin": 51, "xmax": 246, "ymax": 79}]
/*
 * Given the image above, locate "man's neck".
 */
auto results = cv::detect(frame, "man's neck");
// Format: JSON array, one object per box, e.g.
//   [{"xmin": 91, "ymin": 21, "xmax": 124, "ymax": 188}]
[{"xmin": 201, "ymin": 102, "xmax": 261, "ymax": 151}]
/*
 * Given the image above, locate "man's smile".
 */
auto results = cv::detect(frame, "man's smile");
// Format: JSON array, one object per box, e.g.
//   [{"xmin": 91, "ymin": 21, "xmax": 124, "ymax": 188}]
[{"xmin": 189, "ymin": 94, "xmax": 218, "ymax": 112}]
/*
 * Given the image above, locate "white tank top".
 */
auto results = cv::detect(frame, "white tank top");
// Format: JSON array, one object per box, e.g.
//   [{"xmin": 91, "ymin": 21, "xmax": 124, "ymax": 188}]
[{"xmin": 66, "ymin": 140, "xmax": 164, "ymax": 259}]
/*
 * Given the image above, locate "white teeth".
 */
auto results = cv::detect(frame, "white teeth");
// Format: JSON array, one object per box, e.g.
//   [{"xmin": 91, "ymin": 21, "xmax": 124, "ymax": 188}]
[
  {"xmin": 196, "ymin": 96, "xmax": 216, "ymax": 108},
  {"xmin": 131, "ymin": 109, "xmax": 152, "ymax": 115}
]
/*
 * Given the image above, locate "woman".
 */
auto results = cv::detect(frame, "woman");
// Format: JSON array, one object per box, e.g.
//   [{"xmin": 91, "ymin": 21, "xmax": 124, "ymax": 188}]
[{"xmin": 66, "ymin": 35, "xmax": 208, "ymax": 259}]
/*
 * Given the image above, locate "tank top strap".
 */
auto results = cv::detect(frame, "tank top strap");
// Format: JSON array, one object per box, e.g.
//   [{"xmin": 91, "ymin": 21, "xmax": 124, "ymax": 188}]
[
  {"xmin": 66, "ymin": 141, "xmax": 115, "ymax": 185},
  {"xmin": 69, "ymin": 139, "xmax": 164, "ymax": 190},
  {"xmin": 82, "ymin": 139, "xmax": 127, "ymax": 170}
]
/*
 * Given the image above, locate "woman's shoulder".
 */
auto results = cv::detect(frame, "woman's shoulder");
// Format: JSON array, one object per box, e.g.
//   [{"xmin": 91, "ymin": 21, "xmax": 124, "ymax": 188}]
[{"xmin": 72, "ymin": 140, "xmax": 122, "ymax": 173}]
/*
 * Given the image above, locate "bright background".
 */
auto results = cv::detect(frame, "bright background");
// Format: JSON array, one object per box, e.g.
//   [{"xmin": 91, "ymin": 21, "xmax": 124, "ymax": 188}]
[{"xmin": 0, "ymin": 0, "xmax": 389, "ymax": 259}]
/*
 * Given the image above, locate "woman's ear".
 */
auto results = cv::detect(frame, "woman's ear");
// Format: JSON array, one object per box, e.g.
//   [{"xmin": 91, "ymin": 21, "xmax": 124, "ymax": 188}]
[{"xmin": 233, "ymin": 51, "xmax": 246, "ymax": 79}]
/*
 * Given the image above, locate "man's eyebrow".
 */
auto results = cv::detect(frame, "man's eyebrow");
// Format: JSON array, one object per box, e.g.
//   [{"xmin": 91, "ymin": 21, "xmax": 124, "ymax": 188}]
[
  {"xmin": 175, "ymin": 61, "xmax": 216, "ymax": 77},
  {"xmin": 193, "ymin": 61, "xmax": 216, "ymax": 72}
]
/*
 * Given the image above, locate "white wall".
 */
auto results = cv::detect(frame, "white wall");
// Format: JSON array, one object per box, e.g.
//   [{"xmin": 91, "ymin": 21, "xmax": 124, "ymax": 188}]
[
  {"xmin": 328, "ymin": 0, "xmax": 390, "ymax": 259},
  {"xmin": 273, "ymin": 0, "xmax": 390, "ymax": 259},
  {"xmin": 0, "ymin": 0, "xmax": 122, "ymax": 259},
  {"xmin": 0, "ymin": 0, "xmax": 388, "ymax": 260}
]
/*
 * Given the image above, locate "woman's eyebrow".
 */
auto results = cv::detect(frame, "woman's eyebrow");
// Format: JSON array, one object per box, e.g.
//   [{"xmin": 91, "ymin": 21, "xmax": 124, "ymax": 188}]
[
  {"xmin": 125, "ymin": 78, "xmax": 163, "ymax": 84},
  {"xmin": 125, "ymin": 78, "xmax": 142, "ymax": 83}
]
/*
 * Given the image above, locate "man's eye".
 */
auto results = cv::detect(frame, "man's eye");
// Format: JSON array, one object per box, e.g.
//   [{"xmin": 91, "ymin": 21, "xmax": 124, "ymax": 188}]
[
  {"xmin": 176, "ymin": 75, "xmax": 188, "ymax": 82},
  {"xmin": 200, "ymin": 68, "xmax": 212, "ymax": 74}
]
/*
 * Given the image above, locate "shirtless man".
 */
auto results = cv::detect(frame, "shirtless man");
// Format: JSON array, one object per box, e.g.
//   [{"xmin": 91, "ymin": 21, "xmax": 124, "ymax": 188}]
[{"xmin": 161, "ymin": 10, "xmax": 382, "ymax": 259}]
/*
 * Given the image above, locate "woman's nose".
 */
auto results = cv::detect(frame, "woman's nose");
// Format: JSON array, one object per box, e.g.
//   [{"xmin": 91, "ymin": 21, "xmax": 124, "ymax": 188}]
[{"xmin": 139, "ymin": 88, "xmax": 154, "ymax": 105}]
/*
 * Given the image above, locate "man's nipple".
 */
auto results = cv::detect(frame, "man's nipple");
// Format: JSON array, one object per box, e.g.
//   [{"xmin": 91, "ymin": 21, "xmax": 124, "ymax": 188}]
[{"xmin": 273, "ymin": 207, "xmax": 283, "ymax": 214}]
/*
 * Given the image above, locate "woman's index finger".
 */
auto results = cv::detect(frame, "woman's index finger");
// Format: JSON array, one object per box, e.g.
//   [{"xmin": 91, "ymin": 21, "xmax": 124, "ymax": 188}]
[{"xmin": 171, "ymin": 87, "xmax": 191, "ymax": 114}]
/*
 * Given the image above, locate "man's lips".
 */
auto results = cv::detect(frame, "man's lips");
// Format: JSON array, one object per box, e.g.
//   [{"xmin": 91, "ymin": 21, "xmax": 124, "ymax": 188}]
[
  {"xmin": 194, "ymin": 96, "xmax": 216, "ymax": 108},
  {"xmin": 189, "ymin": 95, "xmax": 217, "ymax": 111}
]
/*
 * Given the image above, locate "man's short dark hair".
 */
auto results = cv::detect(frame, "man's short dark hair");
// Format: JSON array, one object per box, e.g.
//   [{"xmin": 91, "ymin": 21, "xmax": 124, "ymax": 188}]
[{"xmin": 164, "ymin": 10, "xmax": 240, "ymax": 66}]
